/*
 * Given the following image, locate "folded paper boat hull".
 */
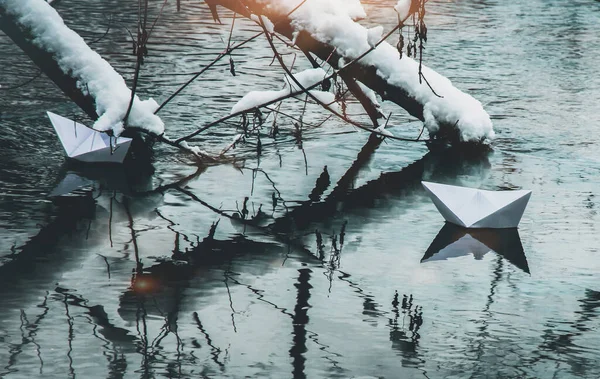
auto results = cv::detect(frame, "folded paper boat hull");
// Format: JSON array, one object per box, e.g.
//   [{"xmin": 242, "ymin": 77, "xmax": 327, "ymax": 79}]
[
  {"xmin": 47, "ymin": 111, "xmax": 132, "ymax": 164},
  {"xmin": 73, "ymin": 142, "xmax": 132, "ymax": 163},
  {"xmin": 422, "ymin": 181, "xmax": 531, "ymax": 228}
]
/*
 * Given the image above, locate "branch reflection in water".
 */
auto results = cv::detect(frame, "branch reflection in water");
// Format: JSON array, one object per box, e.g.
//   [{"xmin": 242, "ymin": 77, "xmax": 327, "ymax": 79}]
[
  {"xmin": 389, "ymin": 291, "xmax": 424, "ymax": 368},
  {"xmin": 0, "ymin": 132, "xmax": 493, "ymax": 378}
]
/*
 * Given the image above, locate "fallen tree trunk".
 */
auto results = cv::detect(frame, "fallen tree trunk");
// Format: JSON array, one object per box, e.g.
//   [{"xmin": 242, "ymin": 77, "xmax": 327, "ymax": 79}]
[
  {"xmin": 1, "ymin": 0, "xmax": 165, "ymax": 138},
  {"xmin": 0, "ymin": 5, "xmax": 98, "ymax": 120}
]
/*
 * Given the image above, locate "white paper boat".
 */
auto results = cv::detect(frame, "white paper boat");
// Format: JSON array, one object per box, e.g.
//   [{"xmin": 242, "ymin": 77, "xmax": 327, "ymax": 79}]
[
  {"xmin": 47, "ymin": 111, "xmax": 132, "ymax": 163},
  {"xmin": 422, "ymin": 181, "xmax": 531, "ymax": 228}
]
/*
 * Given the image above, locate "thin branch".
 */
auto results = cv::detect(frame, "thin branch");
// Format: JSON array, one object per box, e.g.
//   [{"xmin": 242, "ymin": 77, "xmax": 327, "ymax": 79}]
[
  {"xmin": 146, "ymin": 0, "xmax": 169, "ymax": 41},
  {"xmin": 157, "ymin": 0, "xmax": 309, "ymax": 114},
  {"xmin": 154, "ymin": 31, "xmax": 263, "ymax": 114},
  {"xmin": 123, "ymin": 0, "xmax": 149, "ymax": 125},
  {"xmin": 88, "ymin": 14, "xmax": 113, "ymax": 45},
  {"xmin": 0, "ymin": 69, "xmax": 42, "ymax": 90}
]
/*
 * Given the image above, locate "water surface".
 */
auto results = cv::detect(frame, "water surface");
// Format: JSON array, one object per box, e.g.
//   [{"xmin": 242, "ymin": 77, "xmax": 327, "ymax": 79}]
[{"xmin": 0, "ymin": 0, "xmax": 599, "ymax": 378}]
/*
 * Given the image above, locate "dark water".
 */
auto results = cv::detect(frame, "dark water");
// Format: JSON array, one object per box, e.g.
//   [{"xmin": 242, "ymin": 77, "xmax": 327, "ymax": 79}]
[{"xmin": 1, "ymin": 0, "xmax": 599, "ymax": 378}]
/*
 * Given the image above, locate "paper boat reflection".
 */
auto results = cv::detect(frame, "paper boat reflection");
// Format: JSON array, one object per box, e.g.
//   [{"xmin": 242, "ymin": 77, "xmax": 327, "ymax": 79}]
[
  {"xmin": 48, "ymin": 163, "xmax": 154, "ymax": 197},
  {"xmin": 47, "ymin": 111, "xmax": 132, "ymax": 163},
  {"xmin": 422, "ymin": 181, "xmax": 531, "ymax": 228},
  {"xmin": 48, "ymin": 172, "xmax": 95, "ymax": 197},
  {"xmin": 422, "ymin": 223, "xmax": 529, "ymax": 273}
]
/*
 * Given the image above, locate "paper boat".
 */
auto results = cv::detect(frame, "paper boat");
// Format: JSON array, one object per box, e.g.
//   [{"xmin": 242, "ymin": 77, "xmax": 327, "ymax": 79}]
[
  {"xmin": 422, "ymin": 223, "xmax": 529, "ymax": 273},
  {"xmin": 47, "ymin": 111, "xmax": 132, "ymax": 163},
  {"xmin": 422, "ymin": 181, "xmax": 531, "ymax": 228}
]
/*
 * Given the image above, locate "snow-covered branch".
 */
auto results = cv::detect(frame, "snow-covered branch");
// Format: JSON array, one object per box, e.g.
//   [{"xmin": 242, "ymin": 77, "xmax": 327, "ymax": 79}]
[
  {"xmin": 0, "ymin": 0, "xmax": 164, "ymax": 136},
  {"xmin": 1, "ymin": 0, "xmax": 497, "ymax": 164},
  {"xmin": 208, "ymin": 0, "xmax": 494, "ymax": 143}
]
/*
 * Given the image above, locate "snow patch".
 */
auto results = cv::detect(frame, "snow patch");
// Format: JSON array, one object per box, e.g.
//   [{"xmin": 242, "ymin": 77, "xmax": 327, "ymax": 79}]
[
  {"xmin": 251, "ymin": 14, "xmax": 275, "ymax": 33},
  {"xmin": 231, "ymin": 68, "xmax": 337, "ymax": 114},
  {"xmin": 395, "ymin": 0, "xmax": 413, "ymax": 21},
  {"xmin": 258, "ymin": 0, "xmax": 366, "ymax": 22},
  {"xmin": 367, "ymin": 26, "xmax": 383, "ymax": 48},
  {"xmin": 374, "ymin": 125, "xmax": 394, "ymax": 139},
  {"xmin": 178, "ymin": 141, "xmax": 209, "ymax": 157},
  {"xmin": 356, "ymin": 81, "xmax": 381, "ymax": 109}
]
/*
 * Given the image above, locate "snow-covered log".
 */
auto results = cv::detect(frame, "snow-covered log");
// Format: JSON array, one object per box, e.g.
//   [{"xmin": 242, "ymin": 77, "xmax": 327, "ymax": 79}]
[
  {"xmin": 0, "ymin": 0, "xmax": 164, "ymax": 136},
  {"xmin": 0, "ymin": 3, "xmax": 97, "ymax": 119},
  {"xmin": 207, "ymin": 0, "xmax": 494, "ymax": 143}
]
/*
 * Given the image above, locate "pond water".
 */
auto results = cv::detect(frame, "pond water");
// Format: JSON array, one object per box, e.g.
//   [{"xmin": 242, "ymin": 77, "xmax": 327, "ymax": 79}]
[{"xmin": 0, "ymin": 0, "xmax": 599, "ymax": 378}]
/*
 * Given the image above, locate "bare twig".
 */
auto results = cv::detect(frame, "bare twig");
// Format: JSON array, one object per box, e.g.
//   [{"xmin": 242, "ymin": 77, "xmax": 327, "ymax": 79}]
[
  {"xmin": 155, "ymin": 31, "xmax": 263, "ymax": 114},
  {"xmin": 0, "ymin": 69, "xmax": 42, "ymax": 90},
  {"xmin": 123, "ymin": 0, "xmax": 150, "ymax": 125},
  {"xmin": 157, "ymin": 0, "xmax": 310, "ymax": 114}
]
